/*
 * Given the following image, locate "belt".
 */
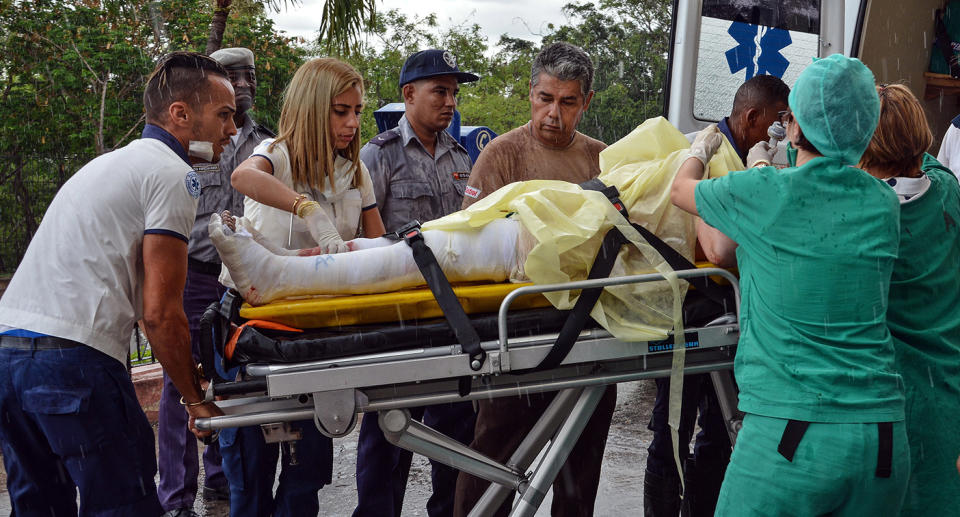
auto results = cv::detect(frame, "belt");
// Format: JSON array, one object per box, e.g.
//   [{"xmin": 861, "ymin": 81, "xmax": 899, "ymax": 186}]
[
  {"xmin": 0, "ymin": 335, "xmax": 84, "ymax": 350},
  {"xmin": 188, "ymin": 258, "xmax": 222, "ymax": 276},
  {"xmin": 777, "ymin": 419, "xmax": 894, "ymax": 478}
]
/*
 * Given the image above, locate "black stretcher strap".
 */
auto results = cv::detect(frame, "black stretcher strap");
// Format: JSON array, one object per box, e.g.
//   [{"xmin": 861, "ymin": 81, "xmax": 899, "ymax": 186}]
[
  {"xmin": 876, "ymin": 422, "xmax": 893, "ymax": 478},
  {"xmin": 532, "ymin": 227, "xmax": 629, "ymax": 371},
  {"xmin": 777, "ymin": 419, "xmax": 810, "ymax": 462},
  {"xmin": 397, "ymin": 221, "xmax": 484, "ymax": 396},
  {"xmin": 579, "ymin": 179, "xmax": 735, "ymax": 311},
  {"xmin": 199, "ymin": 302, "xmax": 230, "ymax": 384}
]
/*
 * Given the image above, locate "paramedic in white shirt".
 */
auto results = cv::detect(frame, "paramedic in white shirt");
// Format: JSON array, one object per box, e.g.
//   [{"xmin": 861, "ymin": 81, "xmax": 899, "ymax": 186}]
[{"xmin": 0, "ymin": 52, "xmax": 236, "ymax": 516}]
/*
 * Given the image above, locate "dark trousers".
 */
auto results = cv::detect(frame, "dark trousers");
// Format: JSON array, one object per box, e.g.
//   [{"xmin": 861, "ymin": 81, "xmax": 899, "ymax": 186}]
[
  {"xmin": 219, "ymin": 419, "xmax": 333, "ymax": 517},
  {"xmin": 157, "ymin": 266, "xmax": 227, "ymax": 510},
  {"xmin": 453, "ymin": 385, "xmax": 618, "ymax": 517},
  {"xmin": 646, "ymin": 375, "xmax": 731, "ymax": 478},
  {"xmin": 353, "ymin": 401, "xmax": 477, "ymax": 517},
  {"xmin": 0, "ymin": 343, "xmax": 164, "ymax": 516}
]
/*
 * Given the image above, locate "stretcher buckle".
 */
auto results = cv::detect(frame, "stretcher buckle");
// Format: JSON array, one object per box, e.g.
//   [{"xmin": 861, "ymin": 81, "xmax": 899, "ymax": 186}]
[{"xmin": 390, "ymin": 220, "xmax": 423, "ymax": 242}]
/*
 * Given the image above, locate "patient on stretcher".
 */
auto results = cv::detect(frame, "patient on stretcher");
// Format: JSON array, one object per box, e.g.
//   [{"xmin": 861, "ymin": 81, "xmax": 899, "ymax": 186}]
[{"xmin": 211, "ymin": 117, "xmax": 744, "ymax": 341}]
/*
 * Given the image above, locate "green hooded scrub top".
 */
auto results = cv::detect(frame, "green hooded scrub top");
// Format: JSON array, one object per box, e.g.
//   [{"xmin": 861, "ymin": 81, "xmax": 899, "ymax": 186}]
[{"xmin": 695, "ymin": 157, "xmax": 905, "ymax": 423}]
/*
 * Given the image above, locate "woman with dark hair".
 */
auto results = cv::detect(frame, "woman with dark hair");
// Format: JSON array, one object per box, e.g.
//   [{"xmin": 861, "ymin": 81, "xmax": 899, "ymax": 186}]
[{"xmin": 858, "ymin": 83, "xmax": 960, "ymax": 515}]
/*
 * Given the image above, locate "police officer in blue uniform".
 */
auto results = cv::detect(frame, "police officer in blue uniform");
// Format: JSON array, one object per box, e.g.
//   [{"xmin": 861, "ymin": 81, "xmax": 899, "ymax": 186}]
[{"xmin": 352, "ymin": 49, "xmax": 479, "ymax": 517}]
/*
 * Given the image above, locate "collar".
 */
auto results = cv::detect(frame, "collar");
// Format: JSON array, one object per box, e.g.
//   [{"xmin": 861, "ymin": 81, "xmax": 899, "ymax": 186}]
[
  {"xmin": 142, "ymin": 124, "xmax": 190, "ymax": 165},
  {"xmin": 885, "ymin": 174, "xmax": 931, "ymax": 204},
  {"xmin": 397, "ymin": 115, "xmax": 457, "ymax": 155},
  {"xmin": 717, "ymin": 117, "xmax": 744, "ymax": 164},
  {"xmin": 236, "ymin": 112, "xmax": 256, "ymax": 140}
]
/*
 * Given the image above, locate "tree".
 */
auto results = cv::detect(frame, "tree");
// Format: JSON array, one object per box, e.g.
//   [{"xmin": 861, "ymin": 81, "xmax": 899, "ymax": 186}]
[
  {"xmin": 204, "ymin": 0, "xmax": 375, "ymax": 57},
  {"xmin": 545, "ymin": 0, "xmax": 672, "ymax": 143},
  {"xmin": 0, "ymin": 0, "xmax": 304, "ymax": 272}
]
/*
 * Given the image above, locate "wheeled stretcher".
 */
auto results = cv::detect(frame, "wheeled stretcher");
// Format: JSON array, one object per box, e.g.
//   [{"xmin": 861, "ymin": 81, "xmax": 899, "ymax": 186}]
[
  {"xmin": 195, "ymin": 184, "xmax": 743, "ymax": 516},
  {"xmin": 195, "ymin": 271, "xmax": 741, "ymax": 516}
]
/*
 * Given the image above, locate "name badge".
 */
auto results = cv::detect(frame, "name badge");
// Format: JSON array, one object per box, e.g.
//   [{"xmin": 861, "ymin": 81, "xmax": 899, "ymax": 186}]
[
  {"xmin": 452, "ymin": 171, "xmax": 470, "ymax": 181},
  {"xmin": 464, "ymin": 185, "xmax": 481, "ymax": 198}
]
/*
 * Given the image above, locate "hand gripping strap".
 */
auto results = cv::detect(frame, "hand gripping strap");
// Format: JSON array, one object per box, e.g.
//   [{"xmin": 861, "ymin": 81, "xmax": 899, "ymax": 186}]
[{"xmin": 401, "ymin": 224, "xmax": 484, "ymax": 396}]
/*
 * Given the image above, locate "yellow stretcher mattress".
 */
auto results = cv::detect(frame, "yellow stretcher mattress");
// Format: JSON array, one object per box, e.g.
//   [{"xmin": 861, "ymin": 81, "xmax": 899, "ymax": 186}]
[
  {"xmin": 238, "ymin": 262, "xmax": 731, "ymax": 329},
  {"xmin": 238, "ymin": 282, "xmax": 551, "ymax": 328}
]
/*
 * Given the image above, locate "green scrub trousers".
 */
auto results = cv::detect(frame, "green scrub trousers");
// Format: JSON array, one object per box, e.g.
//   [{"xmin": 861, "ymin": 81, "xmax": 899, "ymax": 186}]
[{"xmin": 715, "ymin": 414, "xmax": 909, "ymax": 516}]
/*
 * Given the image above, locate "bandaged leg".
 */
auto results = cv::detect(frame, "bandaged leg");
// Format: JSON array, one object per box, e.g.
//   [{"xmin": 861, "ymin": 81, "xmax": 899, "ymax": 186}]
[{"xmin": 209, "ymin": 214, "xmax": 523, "ymax": 305}]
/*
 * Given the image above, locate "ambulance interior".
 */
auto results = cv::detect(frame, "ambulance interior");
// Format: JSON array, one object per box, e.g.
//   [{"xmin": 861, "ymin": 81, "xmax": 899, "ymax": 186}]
[{"xmin": 668, "ymin": 0, "xmax": 958, "ymax": 150}]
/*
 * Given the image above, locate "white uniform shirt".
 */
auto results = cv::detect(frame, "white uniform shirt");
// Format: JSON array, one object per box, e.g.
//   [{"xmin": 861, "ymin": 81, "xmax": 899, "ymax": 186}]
[
  {"xmin": 245, "ymin": 139, "xmax": 376, "ymax": 248},
  {"xmin": 0, "ymin": 133, "xmax": 198, "ymax": 364},
  {"xmin": 937, "ymin": 117, "xmax": 960, "ymax": 182}
]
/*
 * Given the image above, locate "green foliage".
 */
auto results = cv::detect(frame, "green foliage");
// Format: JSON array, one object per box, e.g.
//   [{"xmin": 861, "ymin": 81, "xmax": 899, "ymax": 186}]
[
  {"xmin": 545, "ymin": 0, "xmax": 672, "ymax": 142},
  {"xmin": 0, "ymin": 0, "xmax": 672, "ymax": 273},
  {"xmin": 338, "ymin": 1, "xmax": 671, "ymax": 143},
  {"xmin": 0, "ymin": 0, "xmax": 303, "ymax": 272}
]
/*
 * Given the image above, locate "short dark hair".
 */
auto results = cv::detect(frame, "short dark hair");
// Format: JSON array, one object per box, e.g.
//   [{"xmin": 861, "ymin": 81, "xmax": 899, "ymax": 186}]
[
  {"xmin": 143, "ymin": 52, "xmax": 229, "ymax": 124},
  {"xmin": 730, "ymin": 74, "xmax": 790, "ymax": 117},
  {"xmin": 531, "ymin": 42, "xmax": 594, "ymax": 96},
  {"xmin": 794, "ymin": 128, "xmax": 821, "ymax": 155}
]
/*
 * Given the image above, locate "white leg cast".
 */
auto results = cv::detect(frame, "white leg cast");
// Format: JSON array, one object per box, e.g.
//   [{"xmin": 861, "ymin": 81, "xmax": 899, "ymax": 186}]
[
  {"xmin": 347, "ymin": 237, "xmax": 395, "ymax": 251},
  {"xmin": 209, "ymin": 214, "xmax": 522, "ymax": 305}
]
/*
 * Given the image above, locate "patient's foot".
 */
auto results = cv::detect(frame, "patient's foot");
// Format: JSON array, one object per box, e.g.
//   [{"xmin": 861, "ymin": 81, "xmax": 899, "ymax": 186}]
[{"xmin": 208, "ymin": 213, "xmax": 282, "ymax": 305}]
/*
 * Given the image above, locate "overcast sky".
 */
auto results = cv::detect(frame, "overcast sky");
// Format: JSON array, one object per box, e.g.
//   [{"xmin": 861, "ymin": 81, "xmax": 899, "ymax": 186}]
[{"xmin": 269, "ymin": 0, "xmax": 575, "ymax": 50}]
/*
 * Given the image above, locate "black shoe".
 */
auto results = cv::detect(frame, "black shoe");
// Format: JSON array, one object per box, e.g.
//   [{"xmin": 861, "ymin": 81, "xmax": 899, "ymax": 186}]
[
  {"xmin": 162, "ymin": 509, "xmax": 199, "ymax": 517},
  {"xmin": 680, "ymin": 459, "xmax": 727, "ymax": 517},
  {"xmin": 202, "ymin": 484, "xmax": 231, "ymax": 502}
]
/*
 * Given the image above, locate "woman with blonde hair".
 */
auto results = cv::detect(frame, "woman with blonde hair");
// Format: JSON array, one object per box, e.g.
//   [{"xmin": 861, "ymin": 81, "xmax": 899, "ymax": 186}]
[
  {"xmin": 858, "ymin": 83, "xmax": 960, "ymax": 515},
  {"xmin": 218, "ymin": 57, "xmax": 385, "ymax": 517},
  {"xmin": 229, "ymin": 57, "xmax": 385, "ymax": 255}
]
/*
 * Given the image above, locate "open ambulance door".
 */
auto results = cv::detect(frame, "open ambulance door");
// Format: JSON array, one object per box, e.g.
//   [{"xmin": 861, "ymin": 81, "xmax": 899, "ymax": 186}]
[{"xmin": 665, "ymin": 0, "xmax": 863, "ymax": 135}]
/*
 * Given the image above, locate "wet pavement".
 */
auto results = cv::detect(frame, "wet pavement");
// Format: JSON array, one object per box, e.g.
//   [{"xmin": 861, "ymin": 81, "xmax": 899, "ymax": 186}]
[{"xmin": 0, "ymin": 380, "xmax": 656, "ymax": 515}]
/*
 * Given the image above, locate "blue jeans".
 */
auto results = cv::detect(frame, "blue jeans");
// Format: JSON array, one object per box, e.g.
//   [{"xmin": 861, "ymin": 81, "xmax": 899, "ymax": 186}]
[
  {"xmin": 219, "ymin": 419, "xmax": 333, "ymax": 517},
  {"xmin": 0, "ymin": 344, "xmax": 163, "ymax": 516},
  {"xmin": 353, "ymin": 401, "xmax": 476, "ymax": 517}
]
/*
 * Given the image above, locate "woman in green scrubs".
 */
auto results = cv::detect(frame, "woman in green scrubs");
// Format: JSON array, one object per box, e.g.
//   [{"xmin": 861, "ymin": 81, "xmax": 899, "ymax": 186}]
[
  {"xmin": 857, "ymin": 83, "xmax": 960, "ymax": 515},
  {"xmin": 670, "ymin": 54, "xmax": 909, "ymax": 515}
]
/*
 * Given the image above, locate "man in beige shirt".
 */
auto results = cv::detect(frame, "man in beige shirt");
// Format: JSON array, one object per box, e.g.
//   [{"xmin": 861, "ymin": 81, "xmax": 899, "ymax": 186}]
[
  {"xmin": 454, "ymin": 42, "xmax": 616, "ymax": 517},
  {"xmin": 461, "ymin": 45, "xmax": 606, "ymax": 208}
]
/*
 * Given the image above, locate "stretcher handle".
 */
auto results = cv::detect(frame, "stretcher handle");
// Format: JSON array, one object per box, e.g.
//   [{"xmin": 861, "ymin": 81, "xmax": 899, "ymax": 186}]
[{"xmin": 496, "ymin": 268, "xmax": 740, "ymax": 364}]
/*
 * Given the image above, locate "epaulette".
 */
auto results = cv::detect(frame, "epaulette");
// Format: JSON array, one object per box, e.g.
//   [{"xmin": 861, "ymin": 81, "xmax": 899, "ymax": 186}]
[
  {"xmin": 255, "ymin": 122, "xmax": 276, "ymax": 138},
  {"xmin": 368, "ymin": 130, "xmax": 401, "ymax": 147}
]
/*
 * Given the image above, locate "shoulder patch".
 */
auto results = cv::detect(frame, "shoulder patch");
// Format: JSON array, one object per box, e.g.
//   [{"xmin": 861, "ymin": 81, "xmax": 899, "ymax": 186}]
[
  {"xmin": 369, "ymin": 130, "xmax": 401, "ymax": 147},
  {"xmin": 255, "ymin": 123, "xmax": 276, "ymax": 138},
  {"xmin": 185, "ymin": 170, "xmax": 201, "ymax": 199}
]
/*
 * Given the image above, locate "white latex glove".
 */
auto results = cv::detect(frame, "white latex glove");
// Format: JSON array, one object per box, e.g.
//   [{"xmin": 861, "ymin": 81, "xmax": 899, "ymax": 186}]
[
  {"xmin": 746, "ymin": 141, "xmax": 777, "ymax": 168},
  {"xmin": 299, "ymin": 201, "xmax": 348, "ymax": 254},
  {"xmin": 687, "ymin": 124, "xmax": 723, "ymax": 167}
]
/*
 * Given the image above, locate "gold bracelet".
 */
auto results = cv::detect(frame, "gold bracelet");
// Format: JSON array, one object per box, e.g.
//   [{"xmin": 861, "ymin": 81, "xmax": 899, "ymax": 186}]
[
  {"xmin": 179, "ymin": 395, "xmax": 206, "ymax": 407},
  {"xmin": 291, "ymin": 194, "xmax": 307, "ymax": 215}
]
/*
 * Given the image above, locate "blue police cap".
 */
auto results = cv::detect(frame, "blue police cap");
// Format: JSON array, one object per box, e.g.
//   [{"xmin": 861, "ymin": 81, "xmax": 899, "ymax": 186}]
[{"xmin": 399, "ymin": 49, "xmax": 479, "ymax": 87}]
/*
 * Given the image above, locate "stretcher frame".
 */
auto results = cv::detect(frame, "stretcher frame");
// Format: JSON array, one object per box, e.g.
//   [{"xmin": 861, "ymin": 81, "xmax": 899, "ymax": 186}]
[{"xmin": 196, "ymin": 267, "xmax": 742, "ymax": 517}]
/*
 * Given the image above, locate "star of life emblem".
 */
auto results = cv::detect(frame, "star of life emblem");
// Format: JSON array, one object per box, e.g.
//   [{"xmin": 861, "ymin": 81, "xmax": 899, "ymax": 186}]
[{"xmin": 185, "ymin": 170, "xmax": 201, "ymax": 199}]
